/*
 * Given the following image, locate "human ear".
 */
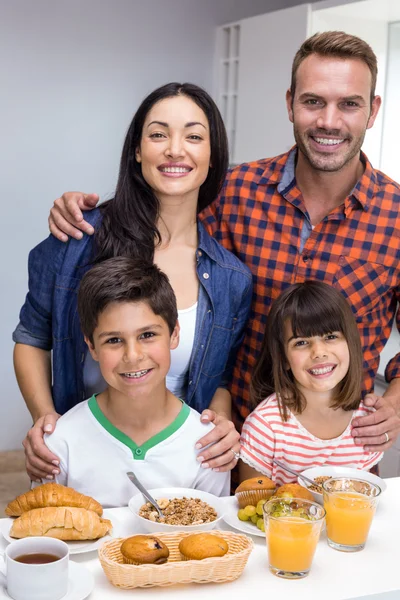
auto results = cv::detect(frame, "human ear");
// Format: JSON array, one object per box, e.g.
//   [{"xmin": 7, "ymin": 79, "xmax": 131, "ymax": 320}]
[
  {"xmin": 367, "ymin": 95, "xmax": 382, "ymax": 129},
  {"xmin": 170, "ymin": 321, "xmax": 180, "ymax": 350},
  {"xmin": 135, "ymin": 146, "xmax": 142, "ymax": 163},
  {"xmin": 84, "ymin": 336, "xmax": 99, "ymax": 362},
  {"xmin": 286, "ymin": 89, "xmax": 294, "ymax": 123}
]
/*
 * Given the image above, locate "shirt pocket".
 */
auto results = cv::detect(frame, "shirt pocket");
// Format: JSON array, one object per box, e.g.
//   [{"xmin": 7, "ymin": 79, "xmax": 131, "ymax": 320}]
[
  {"xmin": 53, "ymin": 274, "xmax": 82, "ymax": 341},
  {"xmin": 200, "ymin": 321, "xmax": 235, "ymax": 378},
  {"xmin": 333, "ymin": 256, "xmax": 394, "ymax": 318}
]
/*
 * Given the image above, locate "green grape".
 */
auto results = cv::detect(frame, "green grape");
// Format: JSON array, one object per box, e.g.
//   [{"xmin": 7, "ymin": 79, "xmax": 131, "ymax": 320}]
[
  {"xmin": 243, "ymin": 505, "xmax": 257, "ymax": 517},
  {"xmin": 256, "ymin": 518, "xmax": 265, "ymax": 531},
  {"xmin": 256, "ymin": 499, "xmax": 266, "ymax": 515},
  {"xmin": 251, "ymin": 513, "xmax": 259, "ymax": 524},
  {"xmin": 237, "ymin": 509, "xmax": 250, "ymax": 521}
]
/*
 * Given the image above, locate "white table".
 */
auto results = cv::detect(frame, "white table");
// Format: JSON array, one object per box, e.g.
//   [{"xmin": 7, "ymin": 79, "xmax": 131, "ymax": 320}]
[{"xmin": 1, "ymin": 478, "xmax": 400, "ymax": 600}]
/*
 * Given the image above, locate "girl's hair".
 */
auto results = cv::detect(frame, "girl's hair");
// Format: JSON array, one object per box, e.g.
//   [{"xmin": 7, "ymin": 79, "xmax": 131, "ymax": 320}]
[
  {"xmin": 94, "ymin": 82, "xmax": 229, "ymax": 264},
  {"xmin": 250, "ymin": 280, "xmax": 363, "ymax": 421}
]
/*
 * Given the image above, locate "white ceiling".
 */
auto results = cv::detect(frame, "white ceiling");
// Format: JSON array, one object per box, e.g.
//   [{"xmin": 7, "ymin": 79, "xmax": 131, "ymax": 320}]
[{"xmin": 315, "ymin": 0, "xmax": 400, "ymax": 22}]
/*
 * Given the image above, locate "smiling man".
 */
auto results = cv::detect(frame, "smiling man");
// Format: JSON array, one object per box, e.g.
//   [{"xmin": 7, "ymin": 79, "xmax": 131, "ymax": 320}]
[
  {"xmin": 203, "ymin": 31, "xmax": 400, "ymax": 456},
  {"xmin": 47, "ymin": 31, "xmax": 400, "ymax": 458}
]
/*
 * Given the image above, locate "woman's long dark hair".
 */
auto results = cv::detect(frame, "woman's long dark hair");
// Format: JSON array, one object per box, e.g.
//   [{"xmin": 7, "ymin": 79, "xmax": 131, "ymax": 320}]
[{"xmin": 94, "ymin": 83, "xmax": 229, "ymax": 264}]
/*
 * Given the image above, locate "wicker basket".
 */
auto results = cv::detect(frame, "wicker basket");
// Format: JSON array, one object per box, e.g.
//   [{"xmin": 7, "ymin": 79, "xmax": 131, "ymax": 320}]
[{"xmin": 98, "ymin": 530, "xmax": 253, "ymax": 589}]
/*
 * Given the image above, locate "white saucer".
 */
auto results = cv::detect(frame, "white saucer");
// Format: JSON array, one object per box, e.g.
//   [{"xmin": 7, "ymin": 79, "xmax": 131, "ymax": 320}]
[
  {"xmin": 0, "ymin": 509, "xmax": 121, "ymax": 555},
  {"xmin": 2, "ymin": 562, "xmax": 94, "ymax": 600},
  {"xmin": 222, "ymin": 496, "xmax": 264, "ymax": 538}
]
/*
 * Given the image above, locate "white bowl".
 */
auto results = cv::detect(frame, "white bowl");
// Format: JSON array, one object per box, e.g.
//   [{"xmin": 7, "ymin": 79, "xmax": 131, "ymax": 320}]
[
  {"xmin": 298, "ymin": 466, "xmax": 387, "ymax": 504},
  {"xmin": 128, "ymin": 487, "xmax": 225, "ymax": 533}
]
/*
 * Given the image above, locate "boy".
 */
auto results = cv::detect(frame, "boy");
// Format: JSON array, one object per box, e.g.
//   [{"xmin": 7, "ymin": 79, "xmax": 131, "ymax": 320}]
[{"xmin": 43, "ymin": 257, "xmax": 229, "ymax": 506}]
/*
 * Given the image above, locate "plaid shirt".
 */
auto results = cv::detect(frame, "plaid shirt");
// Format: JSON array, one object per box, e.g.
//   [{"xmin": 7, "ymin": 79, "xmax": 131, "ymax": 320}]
[{"xmin": 200, "ymin": 148, "xmax": 400, "ymax": 429}]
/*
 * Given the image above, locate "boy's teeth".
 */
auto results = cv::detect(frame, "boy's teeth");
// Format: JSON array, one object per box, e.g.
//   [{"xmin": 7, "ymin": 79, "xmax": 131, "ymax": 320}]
[
  {"xmin": 314, "ymin": 137, "xmax": 344, "ymax": 146},
  {"xmin": 123, "ymin": 370, "xmax": 149, "ymax": 378},
  {"xmin": 309, "ymin": 366, "xmax": 334, "ymax": 375},
  {"xmin": 160, "ymin": 167, "xmax": 191, "ymax": 173}
]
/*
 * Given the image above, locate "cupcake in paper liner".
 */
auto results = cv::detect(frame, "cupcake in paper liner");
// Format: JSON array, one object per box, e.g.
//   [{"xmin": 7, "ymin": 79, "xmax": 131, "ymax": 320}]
[{"xmin": 235, "ymin": 477, "xmax": 276, "ymax": 508}]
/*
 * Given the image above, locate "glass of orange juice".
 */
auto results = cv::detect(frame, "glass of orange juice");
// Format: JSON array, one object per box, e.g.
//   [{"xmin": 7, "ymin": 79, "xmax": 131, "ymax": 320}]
[
  {"xmin": 263, "ymin": 498, "xmax": 325, "ymax": 579},
  {"xmin": 322, "ymin": 477, "xmax": 381, "ymax": 552}
]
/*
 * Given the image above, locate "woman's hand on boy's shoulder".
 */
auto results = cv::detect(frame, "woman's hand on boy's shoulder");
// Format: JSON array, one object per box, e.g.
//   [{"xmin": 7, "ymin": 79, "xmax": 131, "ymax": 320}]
[
  {"xmin": 23, "ymin": 413, "xmax": 61, "ymax": 482},
  {"xmin": 195, "ymin": 410, "xmax": 240, "ymax": 472}
]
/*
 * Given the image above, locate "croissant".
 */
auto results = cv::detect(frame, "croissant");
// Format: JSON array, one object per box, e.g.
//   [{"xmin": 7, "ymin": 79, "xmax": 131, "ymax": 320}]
[
  {"xmin": 10, "ymin": 507, "xmax": 112, "ymax": 541},
  {"xmin": 5, "ymin": 483, "xmax": 103, "ymax": 517}
]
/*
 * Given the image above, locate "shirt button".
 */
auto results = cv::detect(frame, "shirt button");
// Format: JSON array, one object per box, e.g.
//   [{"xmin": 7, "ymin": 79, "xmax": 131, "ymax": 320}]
[
  {"xmin": 189, "ymin": 380, "xmax": 193, "ymax": 385},
  {"xmin": 302, "ymin": 255, "xmax": 309, "ymax": 262},
  {"xmin": 135, "ymin": 448, "xmax": 143, "ymax": 456},
  {"xmin": 198, "ymin": 250, "xmax": 202, "ymax": 257},
  {"xmin": 203, "ymin": 272, "xmax": 209, "ymax": 279}
]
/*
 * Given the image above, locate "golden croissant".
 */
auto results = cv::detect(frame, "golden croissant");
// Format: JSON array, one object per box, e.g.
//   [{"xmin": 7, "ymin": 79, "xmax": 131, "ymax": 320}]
[
  {"xmin": 5, "ymin": 483, "xmax": 103, "ymax": 517},
  {"xmin": 10, "ymin": 507, "xmax": 112, "ymax": 540}
]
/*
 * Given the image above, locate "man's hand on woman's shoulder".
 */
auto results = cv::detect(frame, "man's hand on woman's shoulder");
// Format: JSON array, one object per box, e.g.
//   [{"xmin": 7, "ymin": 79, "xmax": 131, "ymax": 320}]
[{"xmin": 49, "ymin": 192, "xmax": 99, "ymax": 242}]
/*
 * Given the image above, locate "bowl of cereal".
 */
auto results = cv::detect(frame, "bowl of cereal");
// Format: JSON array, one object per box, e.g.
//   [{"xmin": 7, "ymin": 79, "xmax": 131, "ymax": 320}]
[
  {"xmin": 298, "ymin": 466, "xmax": 387, "ymax": 504},
  {"xmin": 128, "ymin": 487, "xmax": 226, "ymax": 533}
]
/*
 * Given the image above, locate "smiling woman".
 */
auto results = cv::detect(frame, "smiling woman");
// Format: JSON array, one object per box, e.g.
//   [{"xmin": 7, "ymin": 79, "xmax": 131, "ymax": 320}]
[{"xmin": 13, "ymin": 83, "xmax": 252, "ymax": 485}]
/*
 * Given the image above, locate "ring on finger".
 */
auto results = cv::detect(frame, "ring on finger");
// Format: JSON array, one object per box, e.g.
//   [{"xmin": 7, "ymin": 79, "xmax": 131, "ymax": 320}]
[
  {"xmin": 230, "ymin": 449, "xmax": 240, "ymax": 461},
  {"xmin": 384, "ymin": 432, "xmax": 390, "ymax": 444}
]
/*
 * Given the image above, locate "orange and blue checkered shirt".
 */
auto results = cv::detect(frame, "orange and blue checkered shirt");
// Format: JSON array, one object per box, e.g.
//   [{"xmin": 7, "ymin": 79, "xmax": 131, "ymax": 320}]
[{"xmin": 200, "ymin": 148, "xmax": 400, "ymax": 429}]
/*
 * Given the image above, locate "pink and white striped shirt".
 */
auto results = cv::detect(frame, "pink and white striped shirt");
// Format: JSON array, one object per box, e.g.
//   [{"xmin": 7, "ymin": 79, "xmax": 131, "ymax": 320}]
[{"xmin": 240, "ymin": 394, "xmax": 382, "ymax": 486}]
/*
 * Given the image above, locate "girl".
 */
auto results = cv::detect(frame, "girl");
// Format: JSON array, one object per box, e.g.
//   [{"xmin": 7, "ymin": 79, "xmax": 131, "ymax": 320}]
[{"xmin": 239, "ymin": 280, "xmax": 382, "ymax": 486}]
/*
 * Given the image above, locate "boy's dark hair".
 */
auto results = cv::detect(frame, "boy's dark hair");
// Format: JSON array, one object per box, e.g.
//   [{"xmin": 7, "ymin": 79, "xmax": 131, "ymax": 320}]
[
  {"xmin": 77, "ymin": 257, "xmax": 178, "ymax": 344},
  {"xmin": 94, "ymin": 82, "xmax": 229, "ymax": 264},
  {"xmin": 251, "ymin": 280, "xmax": 363, "ymax": 421},
  {"xmin": 291, "ymin": 31, "xmax": 378, "ymax": 103}
]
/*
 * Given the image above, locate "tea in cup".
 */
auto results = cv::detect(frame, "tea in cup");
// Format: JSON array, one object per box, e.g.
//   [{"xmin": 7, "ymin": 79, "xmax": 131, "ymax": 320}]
[{"xmin": 0, "ymin": 536, "xmax": 69, "ymax": 600}]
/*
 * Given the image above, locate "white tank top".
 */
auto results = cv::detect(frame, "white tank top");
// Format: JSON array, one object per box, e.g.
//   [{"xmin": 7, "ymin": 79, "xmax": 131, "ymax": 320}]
[
  {"xmin": 166, "ymin": 302, "xmax": 197, "ymax": 399},
  {"xmin": 83, "ymin": 302, "xmax": 198, "ymax": 401}
]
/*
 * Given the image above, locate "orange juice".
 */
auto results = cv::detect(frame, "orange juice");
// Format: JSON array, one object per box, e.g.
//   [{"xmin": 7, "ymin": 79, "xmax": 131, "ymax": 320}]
[
  {"xmin": 324, "ymin": 492, "xmax": 376, "ymax": 546},
  {"xmin": 267, "ymin": 517, "xmax": 321, "ymax": 573}
]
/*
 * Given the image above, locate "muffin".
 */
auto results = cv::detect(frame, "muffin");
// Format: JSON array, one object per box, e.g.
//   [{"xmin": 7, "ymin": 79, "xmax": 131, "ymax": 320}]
[
  {"xmin": 235, "ymin": 476, "xmax": 276, "ymax": 508},
  {"xmin": 179, "ymin": 533, "xmax": 229, "ymax": 561},
  {"xmin": 120, "ymin": 535, "xmax": 169, "ymax": 565},
  {"xmin": 273, "ymin": 483, "xmax": 314, "ymax": 502}
]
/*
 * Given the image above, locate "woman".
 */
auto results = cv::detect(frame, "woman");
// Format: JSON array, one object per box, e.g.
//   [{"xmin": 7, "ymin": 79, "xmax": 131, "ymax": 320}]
[{"xmin": 13, "ymin": 83, "xmax": 252, "ymax": 482}]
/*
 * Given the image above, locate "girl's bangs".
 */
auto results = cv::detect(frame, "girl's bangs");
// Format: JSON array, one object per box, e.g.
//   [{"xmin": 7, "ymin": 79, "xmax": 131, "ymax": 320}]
[{"xmin": 287, "ymin": 297, "xmax": 344, "ymax": 339}]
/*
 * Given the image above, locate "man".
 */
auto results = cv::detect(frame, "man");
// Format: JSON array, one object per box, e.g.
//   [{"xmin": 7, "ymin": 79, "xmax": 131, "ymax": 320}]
[{"xmin": 45, "ymin": 31, "xmax": 400, "ymax": 463}]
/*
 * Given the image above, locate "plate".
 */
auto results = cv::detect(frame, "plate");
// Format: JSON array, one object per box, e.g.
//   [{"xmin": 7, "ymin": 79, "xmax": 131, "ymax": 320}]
[
  {"xmin": 221, "ymin": 496, "xmax": 264, "ymax": 538},
  {"xmin": 0, "ymin": 509, "xmax": 120, "ymax": 555},
  {"xmin": 298, "ymin": 465, "xmax": 387, "ymax": 504},
  {"xmin": 2, "ymin": 562, "xmax": 94, "ymax": 600}
]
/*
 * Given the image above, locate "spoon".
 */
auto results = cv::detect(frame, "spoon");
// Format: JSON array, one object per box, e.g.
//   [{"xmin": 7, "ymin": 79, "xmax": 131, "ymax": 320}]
[
  {"xmin": 126, "ymin": 471, "xmax": 165, "ymax": 519},
  {"xmin": 272, "ymin": 459, "xmax": 323, "ymax": 493}
]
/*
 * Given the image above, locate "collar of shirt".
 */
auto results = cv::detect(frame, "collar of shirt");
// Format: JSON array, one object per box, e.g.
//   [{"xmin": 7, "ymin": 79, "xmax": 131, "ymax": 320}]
[
  {"xmin": 258, "ymin": 146, "xmax": 378, "ymax": 215},
  {"xmin": 196, "ymin": 219, "xmax": 218, "ymax": 261}
]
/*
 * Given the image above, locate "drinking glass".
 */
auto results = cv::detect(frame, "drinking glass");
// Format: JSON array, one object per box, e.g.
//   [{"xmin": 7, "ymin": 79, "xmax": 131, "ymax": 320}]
[
  {"xmin": 322, "ymin": 477, "xmax": 381, "ymax": 552},
  {"xmin": 263, "ymin": 497, "xmax": 325, "ymax": 579}
]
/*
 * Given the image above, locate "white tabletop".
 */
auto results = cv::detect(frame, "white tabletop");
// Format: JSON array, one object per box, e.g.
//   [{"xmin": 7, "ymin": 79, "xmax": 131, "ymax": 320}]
[{"xmin": 1, "ymin": 478, "xmax": 400, "ymax": 600}]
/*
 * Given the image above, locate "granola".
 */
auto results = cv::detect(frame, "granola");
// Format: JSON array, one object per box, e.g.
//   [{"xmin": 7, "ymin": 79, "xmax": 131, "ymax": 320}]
[
  {"xmin": 138, "ymin": 497, "xmax": 218, "ymax": 526},
  {"xmin": 308, "ymin": 475, "xmax": 331, "ymax": 492}
]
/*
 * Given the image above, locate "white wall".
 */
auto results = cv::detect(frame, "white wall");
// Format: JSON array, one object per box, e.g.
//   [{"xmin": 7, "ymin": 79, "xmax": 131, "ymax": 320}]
[{"xmin": 0, "ymin": 0, "xmax": 317, "ymax": 451}]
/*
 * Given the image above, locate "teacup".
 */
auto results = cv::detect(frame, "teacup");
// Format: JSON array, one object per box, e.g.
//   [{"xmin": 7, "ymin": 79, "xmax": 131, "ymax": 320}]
[{"xmin": 0, "ymin": 536, "xmax": 69, "ymax": 600}]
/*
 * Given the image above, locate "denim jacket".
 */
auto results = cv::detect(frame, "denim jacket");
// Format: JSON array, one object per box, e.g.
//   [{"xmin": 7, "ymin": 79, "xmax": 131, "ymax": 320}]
[{"xmin": 13, "ymin": 209, "xmax": 252, "ymax": 415}]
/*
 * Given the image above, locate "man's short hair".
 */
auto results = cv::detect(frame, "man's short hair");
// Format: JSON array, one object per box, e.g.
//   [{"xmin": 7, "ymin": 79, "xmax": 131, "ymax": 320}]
[
  {"xmin": 78, "ymin": 257, "xmax": 178, "ymax": 344},
  {"xmin": 291, "ymin": 31, "xmax": 378, "ymax": 102}
]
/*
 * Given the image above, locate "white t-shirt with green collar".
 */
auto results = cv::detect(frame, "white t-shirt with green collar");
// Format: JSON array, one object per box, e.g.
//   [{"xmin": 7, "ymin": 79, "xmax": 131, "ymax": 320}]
[{"xmin": 44, "ymin": 395, "xmax": 230, "ymax": 507}]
